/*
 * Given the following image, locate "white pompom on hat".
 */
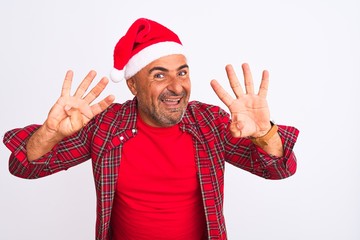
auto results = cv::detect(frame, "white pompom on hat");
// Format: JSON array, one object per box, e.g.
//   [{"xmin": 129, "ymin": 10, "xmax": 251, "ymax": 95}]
[{"xmin": 110, "ymin": 18, "xmax": 185, "ymax": 83}]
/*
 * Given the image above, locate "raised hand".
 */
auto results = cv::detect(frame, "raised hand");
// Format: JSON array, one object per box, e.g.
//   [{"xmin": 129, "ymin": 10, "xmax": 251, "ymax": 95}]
[
  {"xmin": 210, "ymin": 63, "xmax": 272, "ymax": 138},
  {"xmin": 26, "ymin": 70, "xmax": 115, "ymax": 161},
  {"xmin": 45, "ymin": 70, "xmax": 115, "ymax": 138}
]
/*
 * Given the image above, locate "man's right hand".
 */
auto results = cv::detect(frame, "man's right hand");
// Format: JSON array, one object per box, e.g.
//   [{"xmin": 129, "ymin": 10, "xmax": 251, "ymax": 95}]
[{"xmin": 26, "ymin": 70, "xmax": 115, "ymax": 161}]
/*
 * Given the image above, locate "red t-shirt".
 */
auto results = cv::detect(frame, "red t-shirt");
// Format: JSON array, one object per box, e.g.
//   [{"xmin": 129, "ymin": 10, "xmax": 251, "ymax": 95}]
[{"xmin": 110, "ymin": 115, "xmax": 207, "ymax": 240}]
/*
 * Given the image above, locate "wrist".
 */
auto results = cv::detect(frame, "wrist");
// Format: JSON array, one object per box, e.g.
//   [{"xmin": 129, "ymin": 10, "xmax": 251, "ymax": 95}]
[
  {"xmin": 250, "ymin": 122, "xmax": 278, "ymax": 146},
  {"xmin": 39, "ymin": 123, "xmax": 65, "ymax": 143},
  {"xmin": 26, "ymin": 124, "xmax": 63, "ymax": 161},
  {"xmin": 252, "ymin": 122, "xmax": 272, "ymax": 138}
]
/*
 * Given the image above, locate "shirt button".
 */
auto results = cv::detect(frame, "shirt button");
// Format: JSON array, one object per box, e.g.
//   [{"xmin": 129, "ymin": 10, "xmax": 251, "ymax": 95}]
[
  {"xmin": 132, "ymin": 128, "xmax": 137, "ymax": 134},
  {"xmin": 120, "ymin": 136, "xmax": 124, "ymax": 141}
]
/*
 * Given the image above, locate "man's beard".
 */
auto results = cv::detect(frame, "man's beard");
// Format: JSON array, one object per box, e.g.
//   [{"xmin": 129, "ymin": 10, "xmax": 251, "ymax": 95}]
[{"xmin": 138, "ymin": 91, "xmax": 188, "ymax": 127}]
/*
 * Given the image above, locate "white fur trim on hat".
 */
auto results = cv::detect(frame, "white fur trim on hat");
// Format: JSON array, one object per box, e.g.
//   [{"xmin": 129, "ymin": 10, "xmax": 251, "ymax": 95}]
[{"xmin": 124, "ymin": 41, "xmax": 185, "ymax": 80}]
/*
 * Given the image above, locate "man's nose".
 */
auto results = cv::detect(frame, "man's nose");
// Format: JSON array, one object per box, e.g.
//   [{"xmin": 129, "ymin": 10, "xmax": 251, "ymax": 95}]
[{"xmin": 167, "ymin": 76, "xmax": 183, "ymax": 93}]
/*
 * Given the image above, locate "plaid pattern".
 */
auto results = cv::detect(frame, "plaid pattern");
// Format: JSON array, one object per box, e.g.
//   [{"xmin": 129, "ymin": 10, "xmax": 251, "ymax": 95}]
[{"xmin": 3, "ymin": 98, "xmax": 299, "ymax": 240}]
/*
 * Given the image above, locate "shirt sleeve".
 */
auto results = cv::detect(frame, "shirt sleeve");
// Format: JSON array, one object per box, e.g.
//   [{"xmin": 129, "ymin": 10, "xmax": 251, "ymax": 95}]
[
  {"xmin": 225, "ymin": 125, "xmax": 299, "ymax": 179},
  {"xmin": 3, "ymin": 124, "xmax": 92, "ymax": 179}
]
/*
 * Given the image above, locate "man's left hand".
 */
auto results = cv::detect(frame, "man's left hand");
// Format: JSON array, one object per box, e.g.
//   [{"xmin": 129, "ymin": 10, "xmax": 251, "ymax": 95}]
[{"xmin": 210, "ymin": 63, "xmax": 272, "ymax": 138}]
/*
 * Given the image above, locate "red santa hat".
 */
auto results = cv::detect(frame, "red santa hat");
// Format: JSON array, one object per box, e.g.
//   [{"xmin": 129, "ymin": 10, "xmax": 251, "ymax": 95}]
[{"xmin": 110, "ymin": 18, "xmax": 185, "ymax": 82}]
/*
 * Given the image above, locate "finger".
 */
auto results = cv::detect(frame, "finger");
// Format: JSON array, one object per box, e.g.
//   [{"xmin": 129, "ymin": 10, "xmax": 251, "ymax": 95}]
[
  {"xmin": 210, "ymin": 79, "xmax": 235, "ymax": 107},
  {"xmin": 61, "ymin": 70, "xmax": 73, "ymax": 97},
  {"xmin": 83, "ymin": 77, "xmax": 109, "ymax": 104},
  {"xmin": 64, "ymin": 106, "xmax": 84, "ymax": 132},
  {"xmin": 225, "ymin": 64, "xmax": 244, "ymax": 98},
  {"xmin": 90, "ymin": 95, "xmax": 115, "ymax": 116},
  {"xmin": 242, "ymin": 63, "xmax": 254, "ymax": 94},
  {"xmin": 258, "ymin": 70, "xmax": 269, "ymax": 98},
  {"xmin": 74, "ymin": 70, "xmax": 97, "ymax": 98},
  {"xmin": 230, "ymin": 124, "xmax": 243, "ymax": 138}
]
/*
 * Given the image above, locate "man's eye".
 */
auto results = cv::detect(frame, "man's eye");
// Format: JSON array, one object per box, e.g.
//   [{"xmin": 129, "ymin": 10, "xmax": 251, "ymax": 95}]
[
  {"xmin": 178, "ymin": 70, "xmax": 187, "ymax": 77},
  {"xmin": 154, "ymin": 73, "xmax": 165, "ymax": 79}
]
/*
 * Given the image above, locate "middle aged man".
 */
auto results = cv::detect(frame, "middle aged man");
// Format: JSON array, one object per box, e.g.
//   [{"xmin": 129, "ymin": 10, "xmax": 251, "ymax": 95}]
[{"xmin": 4, "ymin": 18, "xmax": 299, "ymax": 240}]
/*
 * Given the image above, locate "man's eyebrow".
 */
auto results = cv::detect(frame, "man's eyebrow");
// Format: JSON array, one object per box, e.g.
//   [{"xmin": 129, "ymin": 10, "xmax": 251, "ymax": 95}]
[
  {"xmin": 148, "ymin": 64, "xmax": 189, "ymax": 74},
  {"xmin": 177, "ymin": 64, "xmax": 189, "ymax": 71},
  {"xmin": 148, "ymin": 66, "xmax": 168, "ymax": 74}
]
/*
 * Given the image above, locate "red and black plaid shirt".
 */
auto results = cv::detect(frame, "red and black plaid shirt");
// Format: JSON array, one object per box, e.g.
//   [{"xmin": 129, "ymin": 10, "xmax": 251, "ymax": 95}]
[{"xmin": 3, "ymin": 98, "xmax": 299, "ymax": 240}]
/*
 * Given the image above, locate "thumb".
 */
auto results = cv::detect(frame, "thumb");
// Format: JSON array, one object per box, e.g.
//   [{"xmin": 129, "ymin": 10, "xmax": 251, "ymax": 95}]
[
  {"xmin": 64, "ymin": 105, "xmax": 84, "ymax": 131},
  {"xmin": 229, "ymin": 123, "xmax": 242, "ymax": 138}
]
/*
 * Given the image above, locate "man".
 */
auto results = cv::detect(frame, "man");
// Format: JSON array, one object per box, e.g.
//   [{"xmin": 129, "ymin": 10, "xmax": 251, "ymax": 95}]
[{"xmin": 3, "ymin": 18, "xmax": 299, "ymax": 240}]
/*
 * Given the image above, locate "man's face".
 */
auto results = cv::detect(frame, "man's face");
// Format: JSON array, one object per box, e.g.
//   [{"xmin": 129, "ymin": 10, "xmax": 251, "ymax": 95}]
[{"xmin": 127, "ymin": 54, "xmax": 191, "ymax": 127}]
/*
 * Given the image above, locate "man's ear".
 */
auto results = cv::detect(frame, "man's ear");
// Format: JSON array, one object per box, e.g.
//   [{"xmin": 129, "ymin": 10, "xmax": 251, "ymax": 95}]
[{"xmin": 126, "ymin": 77, "xmax": 137, "ymax": 95}]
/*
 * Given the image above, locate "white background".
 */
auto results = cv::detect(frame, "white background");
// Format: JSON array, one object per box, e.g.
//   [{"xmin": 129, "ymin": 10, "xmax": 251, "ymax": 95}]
[{"xmin": 0, "ymin": 0, "xmax": 359, "ymax": 239}]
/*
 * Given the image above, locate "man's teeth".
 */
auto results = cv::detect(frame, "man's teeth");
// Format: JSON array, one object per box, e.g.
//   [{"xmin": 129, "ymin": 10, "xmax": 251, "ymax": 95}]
[{"xmin": 164, "ymin": 98, "xmax": 180, "ymax": 103}]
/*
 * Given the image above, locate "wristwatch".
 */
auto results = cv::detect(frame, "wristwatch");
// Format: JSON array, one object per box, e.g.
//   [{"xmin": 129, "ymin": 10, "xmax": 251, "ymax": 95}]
[{"xmin": 250, "ymin": 122, "xmax": 278, "ymax": 146}]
